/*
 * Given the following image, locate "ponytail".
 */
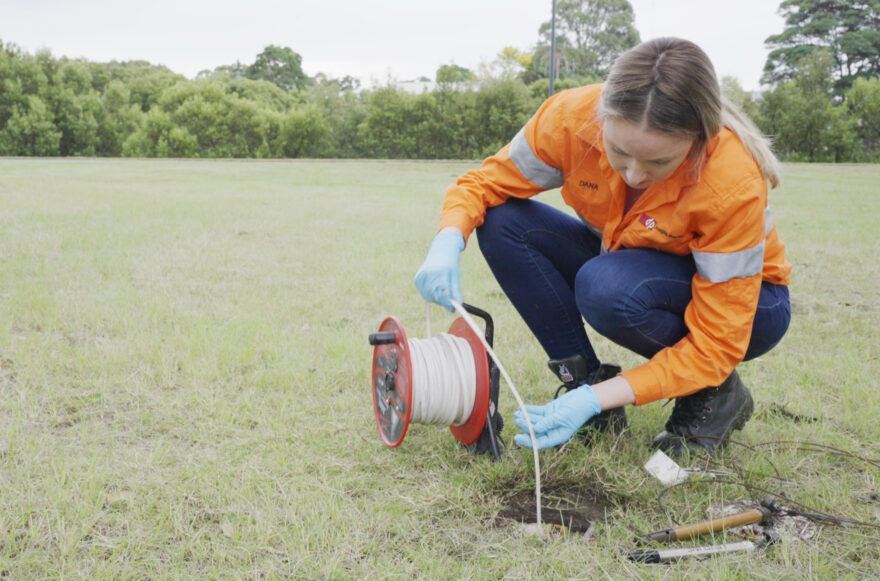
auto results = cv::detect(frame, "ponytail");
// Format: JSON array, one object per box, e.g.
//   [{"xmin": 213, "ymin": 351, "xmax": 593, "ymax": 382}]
[{"xmin": 721, "ymin": 96, "xmax": 782, "ymax": 188}]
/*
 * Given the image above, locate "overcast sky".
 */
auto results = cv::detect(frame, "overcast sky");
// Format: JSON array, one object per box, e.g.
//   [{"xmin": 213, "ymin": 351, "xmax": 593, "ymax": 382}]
[{"xmin": 2, "ymin": 1, "xmax": 784, "ymax": 90}]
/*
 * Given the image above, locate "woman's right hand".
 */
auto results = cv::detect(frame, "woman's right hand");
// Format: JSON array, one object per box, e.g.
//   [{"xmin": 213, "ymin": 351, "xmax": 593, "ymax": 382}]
[
  {"xmin": 512, "ymin": 385, "xmax": 602, "ymax": 449},
  {"xmin": 414, "ymin": 229, "xmax": 465, "ymax": 312}
]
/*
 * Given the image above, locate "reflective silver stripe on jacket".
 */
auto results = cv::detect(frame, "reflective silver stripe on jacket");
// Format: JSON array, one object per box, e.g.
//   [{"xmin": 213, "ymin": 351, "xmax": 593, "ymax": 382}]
[
  {"xmin": 509, "ymin": 128, "xmax": 564, "ymax": 189},
  {"xmin": 693, "ymin": 242, "xmax": 765, "ymax": 283},
  {"xmin": 695, "ymin": 204, "xmax": 772, "ymax": 282}
]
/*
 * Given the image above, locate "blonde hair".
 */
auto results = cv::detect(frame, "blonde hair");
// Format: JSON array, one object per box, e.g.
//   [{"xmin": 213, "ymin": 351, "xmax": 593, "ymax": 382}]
[{"xmin": 599, "ymin": 37, "xmax": 781, "ymax": 188}]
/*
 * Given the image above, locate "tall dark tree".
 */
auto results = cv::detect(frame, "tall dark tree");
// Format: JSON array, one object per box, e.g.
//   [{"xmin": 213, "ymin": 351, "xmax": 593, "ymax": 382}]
[
  {"xmin": 245, "ymin": 45, "xmax": 310, "ymax": 91},
  {"xmin": 763, "ymin": 0, "xmax": 880, "ymax": 95},
  {"xmin": 532, "ymin": 0, "xmax": 640, "ymax": 80}
]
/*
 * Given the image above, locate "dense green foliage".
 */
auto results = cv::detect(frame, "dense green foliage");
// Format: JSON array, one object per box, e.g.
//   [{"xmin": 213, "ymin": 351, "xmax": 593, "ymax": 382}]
[
  {"xmin": 0, "ymin": 40, "xmax": 545, "ymax": 161},
  {"xmin": 1, "ymin": 0, "xmax": 879, "ymax": 162},
  {"xmin": 763, "ymin": 0, "xmax": 880, "ymax": 96}
]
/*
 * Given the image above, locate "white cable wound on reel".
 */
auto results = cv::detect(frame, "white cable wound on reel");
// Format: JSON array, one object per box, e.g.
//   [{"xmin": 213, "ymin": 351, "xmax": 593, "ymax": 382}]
[{"xmin": 408, "ymin": 334, "xmax": 476, "ymax": 426}]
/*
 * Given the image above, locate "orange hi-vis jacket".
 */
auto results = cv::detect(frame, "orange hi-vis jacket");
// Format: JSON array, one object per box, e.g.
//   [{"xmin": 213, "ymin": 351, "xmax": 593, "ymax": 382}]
[{"xmin": 438, "ymin": 84, "xmax": 792, "ymax": 405}]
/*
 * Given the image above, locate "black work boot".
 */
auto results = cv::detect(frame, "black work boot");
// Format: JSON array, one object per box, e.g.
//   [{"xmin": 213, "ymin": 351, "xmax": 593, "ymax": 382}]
[
  {"xmin": 652, "ymin": 369, "xmax": 753, "ymax": 458},
  {"xmin": 548, "ymin": 354, "xmax": 629, "ymax": 438}
]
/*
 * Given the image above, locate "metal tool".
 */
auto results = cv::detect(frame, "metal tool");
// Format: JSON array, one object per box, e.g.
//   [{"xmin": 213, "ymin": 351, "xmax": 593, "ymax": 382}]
[
  {"xmin": 760, "ymin": 496, "xmax": 838, "ymax": 524},
  {"xmin": 627, "ymin": 539, "xmax": 766, "ymax": 563}
]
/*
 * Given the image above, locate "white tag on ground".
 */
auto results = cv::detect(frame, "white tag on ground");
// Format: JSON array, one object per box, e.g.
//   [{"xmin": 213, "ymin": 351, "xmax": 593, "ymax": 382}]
[{"xmin": 644, "ymin": 449, "xmax": 690, "ymax": 486}]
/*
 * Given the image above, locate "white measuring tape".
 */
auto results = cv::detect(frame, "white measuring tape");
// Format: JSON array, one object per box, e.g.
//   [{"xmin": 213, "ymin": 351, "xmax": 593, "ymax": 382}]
[
  {"xmin": 447, "ymin": 300, "xmax": 543, "ymax": 528},
  {"xmin": 408, "ymin": 333, "xmax": 477, "ymax": 426}
]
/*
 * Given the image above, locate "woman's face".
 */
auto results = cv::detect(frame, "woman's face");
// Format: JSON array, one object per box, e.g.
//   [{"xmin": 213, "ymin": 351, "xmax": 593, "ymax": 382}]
[{"xmin": 602, "ymin": 117, "xmax": 694, "ymax": 191}]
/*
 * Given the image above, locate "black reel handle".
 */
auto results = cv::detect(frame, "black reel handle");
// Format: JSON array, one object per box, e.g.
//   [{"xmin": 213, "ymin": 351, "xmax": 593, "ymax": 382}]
[
  {"xmin": 369, "ymin": 331, "xmax": 397, "ymax": 345},
  {"xmin": 460, "ymin": 302, "xmax": 494, "ymax": 348},
  {"xmin": 459, "ymin": 303, "xmax": 502, "ymax": 461},
  {"xmin": 369, "ymin": 304, "xmax": 493, "ymax": 347}
]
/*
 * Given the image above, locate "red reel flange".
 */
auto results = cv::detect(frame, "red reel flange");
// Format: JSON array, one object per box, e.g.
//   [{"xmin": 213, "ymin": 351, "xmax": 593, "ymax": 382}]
[{"xmin": 369, "ymin": 311, "xmax": 492, "ymax": 449}]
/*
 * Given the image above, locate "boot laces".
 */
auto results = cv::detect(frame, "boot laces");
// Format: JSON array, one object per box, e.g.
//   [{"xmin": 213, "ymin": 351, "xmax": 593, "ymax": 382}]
[
  {"xmin": 553, "ymin": 366, "xmax": 603, "ymax": 400},
  {"xmin": 554, "ymin": 384, "xmax": 569, "ymax": 399},
  {"xmin": 669, "ymin": 389, "xmax": 714, "ymax": 426}
]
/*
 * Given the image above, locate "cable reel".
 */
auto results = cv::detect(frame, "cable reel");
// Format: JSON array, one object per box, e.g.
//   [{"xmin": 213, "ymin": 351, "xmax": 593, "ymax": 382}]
[{"xmin": 368, "ymin": 303, "xmax": 504, "ymax": 460}]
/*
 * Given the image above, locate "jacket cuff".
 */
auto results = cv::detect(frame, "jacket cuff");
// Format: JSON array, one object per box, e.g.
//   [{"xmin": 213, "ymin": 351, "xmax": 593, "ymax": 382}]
[
  {"xmin": 621, "ymin": 365, "xmax": 664, "ymax": 406},
  {"xmin": 439, "ymin": 208, "xmax": 476, "ymax": 242}
]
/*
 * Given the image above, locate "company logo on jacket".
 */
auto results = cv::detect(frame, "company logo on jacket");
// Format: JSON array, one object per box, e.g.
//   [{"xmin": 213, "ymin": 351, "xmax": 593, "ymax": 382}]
[
  {"xmin": 637, "ymin": 213, "xmax": 683, "ymax": 239},
  {"xmin": 639, "ymin": 213, "xmax": 656, "ymax": 230}
]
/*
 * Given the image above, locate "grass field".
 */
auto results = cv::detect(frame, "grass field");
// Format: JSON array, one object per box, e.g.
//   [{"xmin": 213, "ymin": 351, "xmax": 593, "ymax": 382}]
[{"xmin": 0, "ymin": 158, "xmax": 878, "ymax": 579}]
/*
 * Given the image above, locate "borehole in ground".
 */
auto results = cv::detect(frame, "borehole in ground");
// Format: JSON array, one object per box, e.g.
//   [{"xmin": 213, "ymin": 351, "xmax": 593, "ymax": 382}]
[{"xmin": 493, "ymin": 483, "xmax": 613, "ymax": 533}]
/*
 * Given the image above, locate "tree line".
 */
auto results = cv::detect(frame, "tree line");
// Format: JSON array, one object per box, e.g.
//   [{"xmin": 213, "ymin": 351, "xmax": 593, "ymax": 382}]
[
  {"xmin": 1, "ymin": 0, "xmax": 878, "ymax": 162},
  {"xmin": 0, "ymin": 40, "xmax": 546, "ymax": 160}
]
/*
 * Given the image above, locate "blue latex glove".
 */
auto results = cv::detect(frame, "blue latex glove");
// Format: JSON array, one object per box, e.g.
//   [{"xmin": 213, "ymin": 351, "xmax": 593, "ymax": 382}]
[
  {"xmin": 414, "ymin": 230, "xmax": 465, "ymax": 312},
  {"xmin": 513, "ymin": 385, "xmax": 602, "ymax": 449}
]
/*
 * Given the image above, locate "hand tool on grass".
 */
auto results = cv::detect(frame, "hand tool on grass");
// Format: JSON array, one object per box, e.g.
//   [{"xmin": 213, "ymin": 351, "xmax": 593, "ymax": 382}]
[
  {"xmin": 642, "ymin": 504, "xmax": 773, "ymax": 542},
  {"xmin": 627, "ymin": 539, "xmax": 763, "ymax": 562}
]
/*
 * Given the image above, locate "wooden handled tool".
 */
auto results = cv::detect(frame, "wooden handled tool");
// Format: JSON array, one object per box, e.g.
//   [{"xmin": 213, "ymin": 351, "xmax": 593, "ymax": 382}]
[{"xmin": 644, "ymin": 505, "xmax": 773, "ymax": 542}]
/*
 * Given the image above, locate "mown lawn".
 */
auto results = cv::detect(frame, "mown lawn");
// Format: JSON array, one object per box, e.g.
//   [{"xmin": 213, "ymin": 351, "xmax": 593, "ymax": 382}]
[{"xmin": 0, "ymin": 158, "xmax": 877, "ymax": 579}]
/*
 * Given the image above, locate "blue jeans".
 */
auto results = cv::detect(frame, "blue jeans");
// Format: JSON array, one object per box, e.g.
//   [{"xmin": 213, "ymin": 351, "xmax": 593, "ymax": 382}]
[{"xmin": 476, "ymin": 199, "xmax": 791, "ymax": 381}]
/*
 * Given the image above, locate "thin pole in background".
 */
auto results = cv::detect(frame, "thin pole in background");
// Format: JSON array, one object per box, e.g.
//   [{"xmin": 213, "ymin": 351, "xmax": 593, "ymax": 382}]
[{"xmin": 549, "ymin": 0, "xmax": 557, "ymax": 97}]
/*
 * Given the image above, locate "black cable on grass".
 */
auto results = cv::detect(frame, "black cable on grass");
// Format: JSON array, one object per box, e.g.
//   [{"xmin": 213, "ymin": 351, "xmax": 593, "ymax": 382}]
[
  {"xmin": 654, "ymin": 433, "xmax": 787, "ymax": 482},
  {"xmin": 748, "ymin": 440, "xmax": 880, "ymax": 470},
  {"xmin": 682, "ymin": 435, "xmax": 879, "ymax": 490}
]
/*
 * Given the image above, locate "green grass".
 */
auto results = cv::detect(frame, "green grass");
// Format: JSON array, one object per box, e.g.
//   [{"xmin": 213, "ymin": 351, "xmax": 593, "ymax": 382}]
[{"xmin": 0, "ymin": 158, "xmax": 878, "ymax": 579}]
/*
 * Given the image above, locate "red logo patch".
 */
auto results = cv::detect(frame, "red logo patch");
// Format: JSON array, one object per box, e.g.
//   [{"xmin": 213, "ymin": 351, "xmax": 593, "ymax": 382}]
[{"xmin": 639, "ymin": 213, "xmax": 656, "ymax": 230}]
